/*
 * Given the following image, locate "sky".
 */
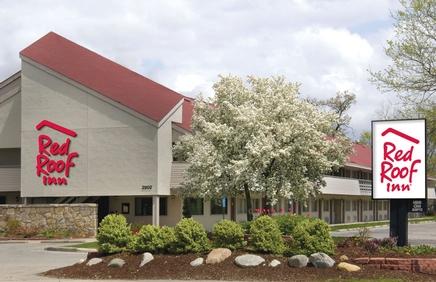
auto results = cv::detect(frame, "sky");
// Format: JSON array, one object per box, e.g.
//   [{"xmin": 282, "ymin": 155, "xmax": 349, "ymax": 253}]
[{"xmin": 0, "ymin": 0, "xmax": 402, "ymax": 138}]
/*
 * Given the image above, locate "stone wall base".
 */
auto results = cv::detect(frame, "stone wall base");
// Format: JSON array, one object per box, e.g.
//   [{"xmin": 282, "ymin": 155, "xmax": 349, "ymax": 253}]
[{"xmin": 0, "ymin": 204, "xmax": 97, "ymax": 237}]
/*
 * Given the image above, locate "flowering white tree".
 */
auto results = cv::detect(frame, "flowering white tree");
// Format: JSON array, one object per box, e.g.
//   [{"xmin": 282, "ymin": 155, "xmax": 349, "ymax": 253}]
[{"xmin": 174, "ymin": 75, "xmax": 352, "ymax": 221}]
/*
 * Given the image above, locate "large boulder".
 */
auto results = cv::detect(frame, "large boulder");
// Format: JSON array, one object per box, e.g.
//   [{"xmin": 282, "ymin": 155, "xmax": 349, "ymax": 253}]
[
  {"xmin": 337, "ymin": 262, "xmax": 361, "ymax": 272},
  {"xmin": 140, "ymin": 252, "xmax": 154, "ymax": 267},
  {"xmin": 288, "ymin": 255, "xmax": 309, "ymax": 268},
  {"xmin": 309, "ymin": 252, "xmax": 335, "ymax": 268},
  {"xmin": 206, "ymin": 248, "xmax": 232, "ymax": 264},
  {"xmin": 108, "ymin": 258, "xmax": 125, "ymax": 268},
  {"xmin": 190, "ymin": 257, "xmax": 204, "ymax": 267},
  {"xmin": 86, "ymin": 258, "xmax": 103, "ymax": 266},
  {"xmin": 235, "ymin": 254, "xmax": 265, "ymax": 267}
]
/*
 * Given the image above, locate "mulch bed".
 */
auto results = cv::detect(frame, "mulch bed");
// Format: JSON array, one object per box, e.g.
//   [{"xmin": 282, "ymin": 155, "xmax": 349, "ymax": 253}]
[{"xmin": 43, "ymin": 248, "xmax": 436, "ymax": 281}]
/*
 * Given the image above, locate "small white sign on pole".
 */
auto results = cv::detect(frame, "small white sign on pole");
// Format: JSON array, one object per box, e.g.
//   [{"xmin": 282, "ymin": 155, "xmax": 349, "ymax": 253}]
[{"xmin": 372, "ymin": 119, "xmax": 426, "ymax": 200}]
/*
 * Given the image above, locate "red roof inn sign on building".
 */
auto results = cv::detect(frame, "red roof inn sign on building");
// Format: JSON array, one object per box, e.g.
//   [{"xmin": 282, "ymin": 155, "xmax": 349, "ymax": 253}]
[
  {"xmin": 372, "ymin": 119, "xmax": 426, "ymax": 247},
  {"xmin": 35, "ymin": 120, "xmax": 79, "ymax": 186},
  {"xmin": 372, "ymin": 119, "xmax": 426, "ymax": 199}
]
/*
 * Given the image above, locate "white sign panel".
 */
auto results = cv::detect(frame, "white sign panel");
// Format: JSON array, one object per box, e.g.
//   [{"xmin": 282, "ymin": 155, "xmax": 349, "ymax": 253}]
[{"xmin": 372, "ymin": 119, "xmax": 426, "ymax": 199}]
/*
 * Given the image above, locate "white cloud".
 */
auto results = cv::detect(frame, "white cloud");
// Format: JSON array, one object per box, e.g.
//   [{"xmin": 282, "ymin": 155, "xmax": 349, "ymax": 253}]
[{"xmin": 0, "ymin": 0, "xmax": 401, "ymax": 137}]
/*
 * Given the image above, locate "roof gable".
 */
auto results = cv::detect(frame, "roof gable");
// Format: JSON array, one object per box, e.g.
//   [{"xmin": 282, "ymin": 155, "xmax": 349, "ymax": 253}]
[{"xmin": 20, "ymin": 32, "xmax": 183, "ymax": 123}]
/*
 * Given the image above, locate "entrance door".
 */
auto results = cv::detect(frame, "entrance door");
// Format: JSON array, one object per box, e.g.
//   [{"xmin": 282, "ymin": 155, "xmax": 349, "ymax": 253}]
[{"xmin": 97, "ymin": 196, "xmax": 110, "ymax": 223}]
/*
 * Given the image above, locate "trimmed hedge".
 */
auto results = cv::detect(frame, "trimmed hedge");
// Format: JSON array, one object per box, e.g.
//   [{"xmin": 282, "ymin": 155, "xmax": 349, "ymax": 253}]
[
  {"xmin": 173, "ymin": 218, "xmax": 211, "ymax": 253},
  {"xmin": 250, "ymin": 215, "xmax": 285, "ymax": 254},
  {"xmin": 286, "ymin": 217, "xmax": 335, "ymax": 256},
  {"xmin": 96, "ymin": 214, "xmax": 133, "ymax": 254},
  {"xmin": 132, "ymin": 225, "xmax": 176, "ymax": 253},
  {"xmin": 212, "ymin": 219, "xmax": 245, "ymax": 250}
]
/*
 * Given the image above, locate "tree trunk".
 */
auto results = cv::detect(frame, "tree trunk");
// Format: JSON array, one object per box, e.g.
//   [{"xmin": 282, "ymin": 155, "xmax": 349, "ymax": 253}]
[{"xmin": 244, "ymin": 183, "xmax": 253, "ymax": 221}]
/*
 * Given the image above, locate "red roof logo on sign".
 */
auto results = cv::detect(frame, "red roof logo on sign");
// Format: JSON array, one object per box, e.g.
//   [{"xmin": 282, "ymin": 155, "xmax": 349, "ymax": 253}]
[{"xmin": 35, "ymin": 120, "xmax": 79, "ymax": 186}]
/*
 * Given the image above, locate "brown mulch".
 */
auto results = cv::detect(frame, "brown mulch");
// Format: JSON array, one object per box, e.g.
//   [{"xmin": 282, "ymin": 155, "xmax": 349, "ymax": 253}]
[{"xmin": 43, "ymin": 249, "xmax": 436, "ymax": 281}]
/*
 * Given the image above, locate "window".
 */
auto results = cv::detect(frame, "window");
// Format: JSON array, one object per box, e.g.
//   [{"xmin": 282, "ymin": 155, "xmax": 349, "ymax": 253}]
[
  {"xmin": 0, "ymin": 196, "xmax": 5, "ymax": 204},
  {"xmin": 302, "ymin": 201, "xmax": 309, "ymax": 212},
  {"xmin": 323, "ymin": 200, "xmax": 329, "ymax": 212},
  {"xmin": 377, "ymin": 201, "xmax": 382, "ymax": 210},
  {"xmin": 211, "ymin": 198, "xmax": 228, "ymax": 215},
  {"xmin": 352, "ymin": 200, "xmax": 357, "ymax": 211},
  {"xmin": 135, "ymin": 197, "xmax": 167, "ymax": 216},
  {"xmin": 237, "ymin": 198, "xmax": 246, "ymax": 213},
  {"xmin": 369, "ymin": 200, "xmax": 373, "ymax": 210},
  {"xmin": 345, "ymin": 200, "xmax": 351, "ymax": 211},
  {"xmin": 383, "ymin": 201, "xmax": 388, "ymax": 211},
  {"xmin": 183, "ymin": 198, "xmax": 204, "ymax": 215},
  {"xmin": 311, "ymin": 200, "xmax": 318, "ymax": 212},
  {"xmin": 363, "ymin": 200, "xmax": 368, "ymax": 211}
]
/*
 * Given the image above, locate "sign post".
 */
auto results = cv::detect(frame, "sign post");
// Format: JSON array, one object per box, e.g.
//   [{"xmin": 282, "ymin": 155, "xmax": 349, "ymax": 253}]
[{"xmin": 372, "ymin": 119, "xmax": 426, "ymax": 246}]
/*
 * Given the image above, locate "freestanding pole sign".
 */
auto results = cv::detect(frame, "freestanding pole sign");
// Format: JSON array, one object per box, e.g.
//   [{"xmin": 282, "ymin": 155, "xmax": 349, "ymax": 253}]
[{"xmin": 372, "ymin": 119, "xmax": 426, "ymax": 246}]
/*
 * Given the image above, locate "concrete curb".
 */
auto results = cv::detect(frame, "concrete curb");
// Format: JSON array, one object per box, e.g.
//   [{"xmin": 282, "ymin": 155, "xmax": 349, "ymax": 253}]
[{"xmin": 44, "ymin": 246, "xmax": 97, "ymax": 253}]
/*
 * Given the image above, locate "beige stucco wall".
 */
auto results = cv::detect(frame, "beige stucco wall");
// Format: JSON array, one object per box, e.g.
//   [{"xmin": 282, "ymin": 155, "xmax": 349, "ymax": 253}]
[
  {"xmin": 0, "ymin": 92, "xmax": 21, "ymax": 149},
  {"xmin": 20, "ymin": 60, "xmax": 180, "ymax": 197}
]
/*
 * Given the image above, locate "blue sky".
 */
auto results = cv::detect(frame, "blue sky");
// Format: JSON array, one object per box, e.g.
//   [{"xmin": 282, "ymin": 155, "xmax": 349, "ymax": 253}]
[{"xmin": 0, "ymin": 0, "xmax": 402, "ymax": 138}]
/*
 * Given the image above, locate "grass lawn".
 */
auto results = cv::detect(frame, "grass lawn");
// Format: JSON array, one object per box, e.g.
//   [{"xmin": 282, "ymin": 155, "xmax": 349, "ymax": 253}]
[
  {"xmin": 68, "ymin": 241, "xmax": 98, "ymax": 249},
  {"xmin": 329, "ymin": 216, "xmax": 436, "ymax": 231}
]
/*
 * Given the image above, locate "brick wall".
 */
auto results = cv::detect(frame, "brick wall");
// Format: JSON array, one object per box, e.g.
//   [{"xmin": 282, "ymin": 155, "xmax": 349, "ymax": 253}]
[
  {"xmin": 353, "ymin": 257, "xmax": 436, "ymax": 275},
  {"xmin": 0, "ymin": 204, "xmax": 97, "ymax": 237}
]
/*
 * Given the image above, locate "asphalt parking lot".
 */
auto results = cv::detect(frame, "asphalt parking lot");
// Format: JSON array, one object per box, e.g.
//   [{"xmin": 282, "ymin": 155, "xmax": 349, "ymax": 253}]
[{"xmin": 331, "ymin": 221, "xmax": 436, "ymax": 246}]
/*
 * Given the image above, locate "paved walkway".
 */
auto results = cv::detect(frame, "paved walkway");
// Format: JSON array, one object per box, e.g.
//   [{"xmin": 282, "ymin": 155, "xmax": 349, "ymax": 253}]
[
  {"xmin": 0, "ymin": 241, "xmax": 230, "ymax": 281},
  {"xmin": 331, "ymin": 221, "xmax": 436, "ymax": 246}
]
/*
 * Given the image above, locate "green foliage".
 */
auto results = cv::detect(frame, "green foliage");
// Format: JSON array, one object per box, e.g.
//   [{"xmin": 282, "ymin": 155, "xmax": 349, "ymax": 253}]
[
  {"xmin": 5, "ymin": 218, "xmax": 21, "ymax": 235},
  {"xmin": 273, "ymin": 214, "xmax": 306, "ymax": 235},
  {"xmin": 132, "ymin": 225, "xmax": 176, "ymax": 253},
  {"xmin": 96, "ymin": 214, "xmax": 132, "ymax": 254},
  {"xmin": 287, "ymin": 217, "xmax": 335, "ymax": 256},
  {"xmin": 173, "ymin": 218, "xmax": 210, "ymax": 253},
  {"xmin": 383, "ymin": 244, "xmax": 436, "ymax": 255},
  {"xmin": 250, "ymin": 215, "xmax": 285, "ymax": 254},
  {"xmin": 238, "ymin": 221, "xmax": 252, "ymax": 234},
  {"xmin": 212, "ymin": 219, "xmax": 245, "ymax": 250}
]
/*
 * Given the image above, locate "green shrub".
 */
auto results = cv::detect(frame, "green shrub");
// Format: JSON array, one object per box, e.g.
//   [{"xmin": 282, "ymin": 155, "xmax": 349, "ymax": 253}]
[
  {"xmin": 133, "ymin": 225, "xmax": 176, "ymax": 253},
  {"xmin": 238, "ymin": 221, "xmax": 252, "ymax": 234},
  {"xmin": 212, "ymin": 219, "xmax": 245, "ymax": 250},
  {"xmin": 173, "ymin": 218, "xmax": 210, "ymax": 253},
  {"xmin": 96, "ymin": 214, "xmax": 133, "ymax": 254},
  {"xmin": 250, "ymin": 215, "xmax": 285, "ymax": 254},
  {"xmin": 273, "ymin": 214, "xmax": 306, "ymax": 235},
  {"xmin": 287, "ymin": 217, "xmax": 335, "ymax": 256}
]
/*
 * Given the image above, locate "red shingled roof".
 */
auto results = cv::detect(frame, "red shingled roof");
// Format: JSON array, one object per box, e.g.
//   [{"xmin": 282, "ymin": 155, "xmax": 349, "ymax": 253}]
[
  {"xmin": 348, "ymin": 143, "xmax": 371, "ymax": 168},
  {"xmin": 20, "ymin": 32, "xmax": 183, "ymax": 123},
  {"xmin": 174, "ymin": 98, "xmax": 194, "ymax": 132}
]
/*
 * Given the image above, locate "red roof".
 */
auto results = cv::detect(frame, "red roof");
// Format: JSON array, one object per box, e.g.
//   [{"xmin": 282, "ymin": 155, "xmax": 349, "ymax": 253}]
[
  {"xmin": 348, "ymin": 143, "xmax": 371, "ymax": 168},
  {"xmin": 174, "ymin": 98, "xmax": 194, "ymax": 132},
  {"xmin": 20, "ymin": 32, "xmax": 183, "ymax": 123}
]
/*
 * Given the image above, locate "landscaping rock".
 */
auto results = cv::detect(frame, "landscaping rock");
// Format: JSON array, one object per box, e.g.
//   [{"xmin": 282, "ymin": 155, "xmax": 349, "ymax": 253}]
[
  {"xmin": 108, "ymin": 258, "xmax": 125, "ymax": 268},
  {"xmin": 190, "ymin": 257, "xmax": 204, "ymax": 267},
  {"xmin": 78, "ymin": 258, "xmax": 86, "ymax": 264},
  {"xmin": 140, "ymin": 252, "xmax": 154, "ymax": 267},
  {"xmin": 235, "ymin": 254, "xmax": 265, "ymax": 267},
  {"xmin": 86, "ymin": 258, "xmax": 103, "ymax": 266},
  {"xmin": 339, "ymin": 255, "xmax": 349, "ymax": 262},
  {"xmin": 288, "ymin": 255, "xmax": 309, "ymax": 268},
  {"xmin": 309, "ymin": 252, "xmax": 335, "ymax": 268},
  {"xmin": 269, "ymin": 259, "xmax": 281, "ymax": 267},
  {"xmin": 206, "ymin": 248, "xmax": 232, "ymax": 264},
  {"xmin": 337, "ymin": 262, "xmax": 361, "ymax": 272}
]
